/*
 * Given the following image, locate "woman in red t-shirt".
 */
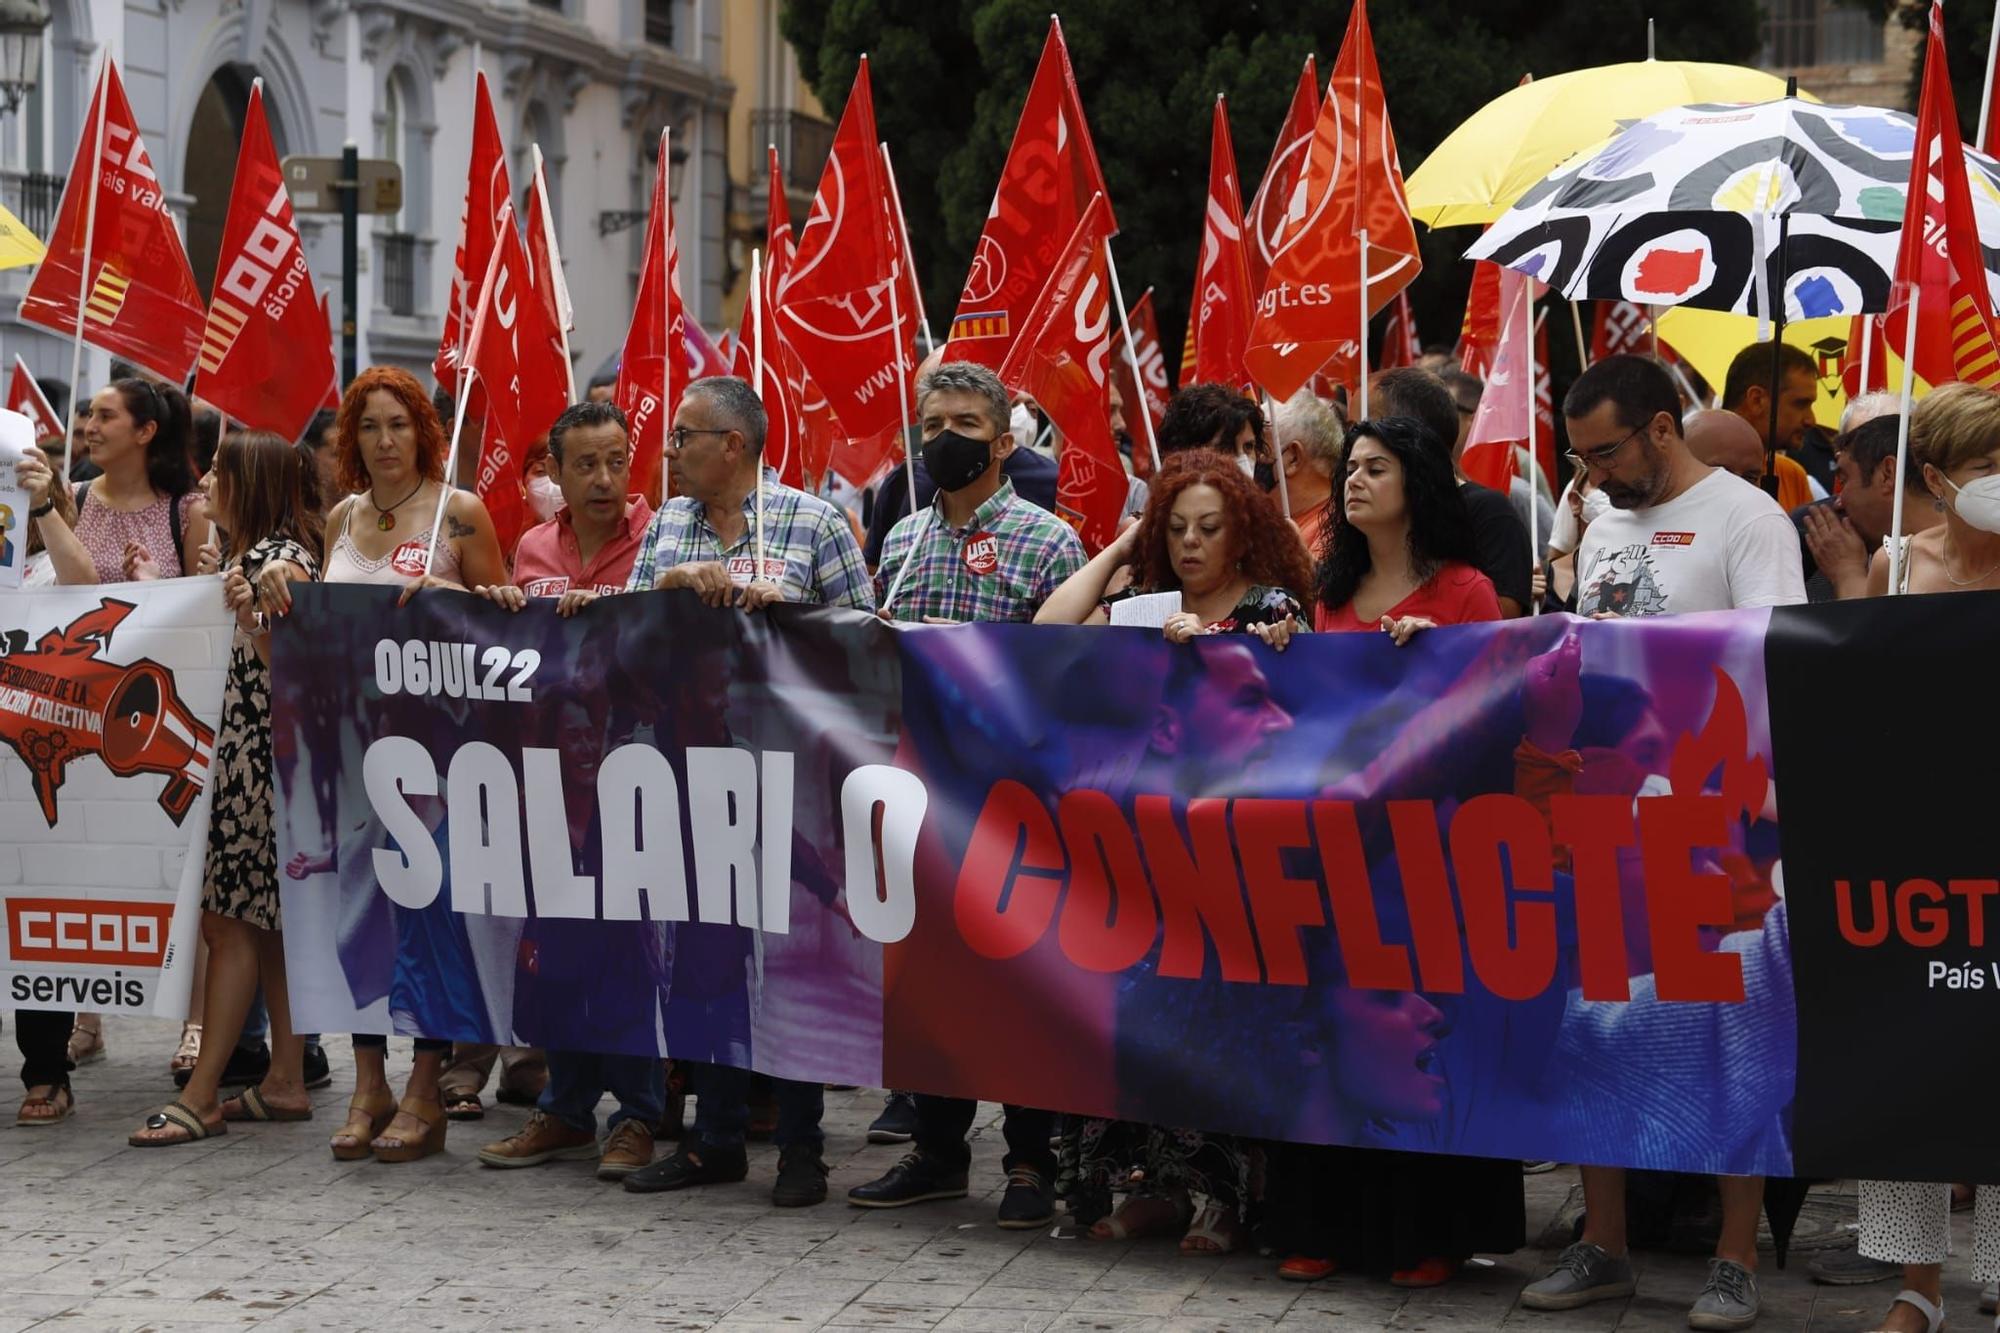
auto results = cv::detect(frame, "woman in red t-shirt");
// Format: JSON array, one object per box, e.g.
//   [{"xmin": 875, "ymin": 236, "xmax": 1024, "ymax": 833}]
[{"xmin": 1312, "ymin": 416, "xmax": 1499, "ymax": 639}]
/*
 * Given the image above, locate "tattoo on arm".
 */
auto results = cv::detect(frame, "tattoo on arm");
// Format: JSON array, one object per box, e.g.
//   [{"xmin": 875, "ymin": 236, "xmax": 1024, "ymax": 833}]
[{"xmin": 447, "ymin": 514, "xmax": 476, "ymax": 539}]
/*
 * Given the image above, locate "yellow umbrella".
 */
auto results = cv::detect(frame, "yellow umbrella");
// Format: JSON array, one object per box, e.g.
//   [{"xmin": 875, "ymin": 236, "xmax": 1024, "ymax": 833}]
[
  {"xmin": 0, "ymin": 202, "xmax": 46, "ymax": 271},
  {"xmin": 1655, "ymin": 306, "xmax": 1925, "ymax": 428},
  {"xmin": 1406, "ymin": 61, "xmax": 1807, "ymax": 229}
]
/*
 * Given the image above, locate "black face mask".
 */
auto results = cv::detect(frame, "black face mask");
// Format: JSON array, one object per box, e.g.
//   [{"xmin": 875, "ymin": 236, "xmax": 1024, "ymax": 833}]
[{"xmin": 921, "ymin": 429, "xmax": 994, "ymax": 493}]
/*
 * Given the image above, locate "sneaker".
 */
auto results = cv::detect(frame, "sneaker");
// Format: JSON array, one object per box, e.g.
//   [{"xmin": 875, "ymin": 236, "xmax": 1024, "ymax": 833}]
[
  {"xmin": 1522, "ymin": 1160, "xmax": 1559, "ymax": 1174},
  {"xmin": 996, "ymin": 1165, "xmax": 1054, "ymax": 1230},
  {"xmin": 847, "ymin": 1151, "xmax": 970, "ymax": 1209},
  {"xmin": 1687, "ymin": 1258, "xmax": 1759, "ymax": 1331},
  {"xmin": 477, "ymin": 1111, "xmax": 599, "ymax": 1169},
  {"xmin": 596, "ymin": 1120, "xmax": 655, "ymax": 1181},
  {"xmin": 773, "ymin": 1142, "xmax": 829, "ymax": 1208},
  {"xmin": 1807, "ymin": 1243, "xmax": 1900, "ymax": 1286},
  {"xmin": 303, "ymin": 1043, "xmax": 332, "ymax": 1091},
  {"xmin": 180, "ymin": 1041, "xmax": 269, "ymax": 1091},
  {"xmin": 867, "ymin": 1091, "xmax": 918, "ymax": 1144},
  {"xmin": 622, "ymin": 1143, "xmax": 749, "ymax": 1194},
  {"xmin": 1519, "ymin": 1242, "xmax": 1637, "ymax": 1311}
]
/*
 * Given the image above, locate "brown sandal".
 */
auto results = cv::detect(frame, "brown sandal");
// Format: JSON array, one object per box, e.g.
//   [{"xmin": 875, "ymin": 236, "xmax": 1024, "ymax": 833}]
[
  {"xmin": 331, "ymin": 1090, "xmax": 397, "ymax": 1160},
  {"xmin": 441, "ymin": 1087, "xmax": 485, "ymax": 1122},
  {"xmin": 1089, "ymin": 1191, "xmax": 1191, "ymax": 1241},
  {"xmin": 17, "ymin": 1083, "xmax": 73, "ymax": 1127},
  {"xmin": 371, "ymin": 1096, "xmax": 447, "ymax": 1163}
]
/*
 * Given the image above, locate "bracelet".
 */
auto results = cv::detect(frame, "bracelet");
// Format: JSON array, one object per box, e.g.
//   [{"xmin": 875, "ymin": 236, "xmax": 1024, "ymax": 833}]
[{"xmin": 29, "ymin": 501, "xmax": 52, "ymax": 518}]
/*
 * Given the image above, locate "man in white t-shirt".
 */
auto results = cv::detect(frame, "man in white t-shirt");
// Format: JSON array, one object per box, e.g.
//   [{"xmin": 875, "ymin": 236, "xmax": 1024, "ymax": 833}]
[{"xmin": 1522, "ymin": 355, "xmax": 1803, "ymax": 1333}]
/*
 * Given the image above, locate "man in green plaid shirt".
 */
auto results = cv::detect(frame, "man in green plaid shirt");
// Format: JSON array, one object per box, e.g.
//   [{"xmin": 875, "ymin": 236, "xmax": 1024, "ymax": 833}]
[{"xmin": 874, "ymin": 363, "xmax": 1085, "ymax": 624}]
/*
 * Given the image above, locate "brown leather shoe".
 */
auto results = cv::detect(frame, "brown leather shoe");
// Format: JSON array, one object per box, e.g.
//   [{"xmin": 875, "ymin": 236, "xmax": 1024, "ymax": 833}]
[
  {"xmin": 596, "ymin": 1120, "xmax": 656, "ymax": 1181},
  {"xmin": 476, "ymin": 1110, "xmax": 597, "ymax": 1169}
]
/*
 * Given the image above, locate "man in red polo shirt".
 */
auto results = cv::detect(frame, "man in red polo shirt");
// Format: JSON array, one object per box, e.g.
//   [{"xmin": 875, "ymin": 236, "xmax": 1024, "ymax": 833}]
[{"xmin": 494, "ymin": 400, "xmax": 654, "ymax": 609}]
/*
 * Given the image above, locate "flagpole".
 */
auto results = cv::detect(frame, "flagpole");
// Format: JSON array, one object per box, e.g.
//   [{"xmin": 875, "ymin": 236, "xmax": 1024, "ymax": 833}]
[
  {"xmin": 660, "ymin": 127, "xmax": 672, "ymax": 502},
  {"xmin": 1357, "ymin": 230, "xmax": 1371, "ymax": 419},
  {"xmin": 1523, "ymin": 283, "xmax": 1540, "ymax": 617},
  {"xmin": 1263, "ymin": 392, "xmax": 1292, "ymax": 518},
  {"xmin": 1980, "ymin": 0, "xmax": 2000, "ymax": 152},
  {"xmin": 1887, "ymin": 287, "xmax": 1921, "ymax": 596},
  {"xmin": 1105, "ymin": 240, "xmax": 1161, "ymax": 470},
  {"xmin": 1354, "ymin": 39, "xmax": 1370, "ymax": 422},
  {"xmin": 1569, "ymin": 300, "xmax": 1589, "ymax": 369},
  {"xmin": 530, "ymin": 144, "xmax": 575, "ymax": 403},
  {"xmin": 751, "ymin": 245, "xmax": 767, "ymax": 578},
  {"xmin": 1859, "ymin": 313, "xmax": 1874, "ymax": 398},
  {"xmin": 426, "ymin": 378, "xmax": 475, "ymax": 576},
  {"xmin": 879, "ymin": 143, "xmax": 934, "ymax": 354},
  {"xmin": 886, "ymin": 243, "xmax": 919, "ymax": 514},
  {"xmin": 66, "ymin": 58, "xmax": 110, "ymax": 440}
]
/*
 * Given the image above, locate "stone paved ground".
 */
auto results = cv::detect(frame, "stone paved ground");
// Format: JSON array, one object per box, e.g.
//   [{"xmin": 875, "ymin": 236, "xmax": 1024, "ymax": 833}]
[{"xmin": 0, "ymin": 1019, "xmax": 1980, "ymax": 1331}]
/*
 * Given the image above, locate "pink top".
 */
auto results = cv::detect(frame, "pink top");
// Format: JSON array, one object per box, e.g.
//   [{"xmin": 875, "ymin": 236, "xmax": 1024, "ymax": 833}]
[
  {"xmin": 323, "ymin": 498, "xmax": 463, "ymax": 586},
  {"xmin": 512, "ymin": 495, "xmax": 654, "ymax": 598},
  {"xmin": 74, "ymin": 487, "xmax": 200, "ymax": 583},
  {"xmin": 1313, "ymin": 560, "xmax": 1501, "ymax": 633}
]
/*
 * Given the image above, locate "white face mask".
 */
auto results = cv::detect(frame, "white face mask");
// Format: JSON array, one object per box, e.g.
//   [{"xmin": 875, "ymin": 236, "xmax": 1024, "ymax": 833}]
[
  {"xmin": 527, "ymin": 473, "xmax": 563, "ymax": 524},
  {"xmin": 1580, "ymin": 488, "xmax": 1612, "ymax": 525},
  {"xmin": 1945, "ymin": 474, "xmax": 2000, "ymax": 533},
  {"xmin": 1010, "ymin": 403, "xmax": 1039, "ymax": 449},
  {"xmin": 1236, "ymin": 453, "xmax": 1256, "ymax": 479}
]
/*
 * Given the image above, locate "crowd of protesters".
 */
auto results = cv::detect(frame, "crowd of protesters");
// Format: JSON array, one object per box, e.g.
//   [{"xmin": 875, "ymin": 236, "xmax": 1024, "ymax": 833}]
[{"xmin": 5, "ymin": 330, "xmax": 1979, "ymax": 1331}]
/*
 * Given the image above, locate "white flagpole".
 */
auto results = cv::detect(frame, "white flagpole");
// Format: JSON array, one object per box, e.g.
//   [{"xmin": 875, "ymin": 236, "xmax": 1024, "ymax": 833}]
[
  {"xmin": 1887, "ymin": 287, "xmax": 1922, "ymax": 596},
  {"xmin": 1858, "ymin": 313, "xmax": 1874, "ymax": 401},
  {"xmin": 660, "ymin": 127, "xmax": 672, "ymax": 499},
  {"xmin": 887, "ymin": 245, "xmax": 919, "ymax": 514},
  {"xmin": 66, "ymin": 58, "xmax": 110, "ymax": 438},
  {"xmin": 1263, "ymin": 392, "xmax": 1292, "ymax": 517},
  {"xmin": 1980, "ymin": 1, "xmax": 2000, "ymax": 153},
  {"xmin": 1523, "ymin": 284, "xmax": 1540, "ymax": 617},
  {"xmin": 751, "ymin": 245, "xmax": 767, "ymax": 577},
  {"xmin": 1105, "ymin": 238, "xmax": 1161, "ymax": 470},
  {"xmin": 454, "ymin": 50, "xmax": 485, "ymax": 399},
  {"xmin": 529, "ymin": 144, "xmax": 575, "ymax": 403},
  {"xmin": 1569, "ymin": 300, "xmax": 1590, "ymax": 369},
  {"xmin": 879, "ymin": 142, "xmax": 933, "ymax": 353},
  {"xmin": 1357, "ymin": 230, "xmax": 1371, "ymax": 419},
  {"xmin": 425, "ymin": 385, "xmax": 475, "ymax": 576}
]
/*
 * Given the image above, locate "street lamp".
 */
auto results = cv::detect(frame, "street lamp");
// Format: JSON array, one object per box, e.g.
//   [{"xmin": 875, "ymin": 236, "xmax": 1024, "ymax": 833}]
[{"xmin": 0, "ymin": 0, "xmax": 50, "ymax": 118}]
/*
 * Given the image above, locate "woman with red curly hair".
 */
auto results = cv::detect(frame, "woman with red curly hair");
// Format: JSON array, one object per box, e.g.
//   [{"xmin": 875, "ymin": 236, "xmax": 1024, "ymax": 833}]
[
  {"xmin": 298, "ymin": 367, "xmax": 505, "ymax": 1165},
  {"xmin": 1035, "ymin": 447, "xmax": 1311, "ymax": 642}
]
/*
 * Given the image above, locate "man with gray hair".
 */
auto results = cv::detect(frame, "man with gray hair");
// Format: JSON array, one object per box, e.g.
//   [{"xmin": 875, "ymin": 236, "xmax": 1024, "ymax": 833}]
[
  {"xmin": 1840, "ymin": 391, "xmax": 1897, "ymax": 434},
  {"xmin": 1274, "ymin": 390, "xmax": 1340, "ymax": 553}
]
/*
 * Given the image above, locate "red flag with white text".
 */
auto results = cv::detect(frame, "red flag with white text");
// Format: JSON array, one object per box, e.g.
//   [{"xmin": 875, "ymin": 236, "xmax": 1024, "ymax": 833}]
[
  {"xmin": 434, "ymin": 71, "xmax": 512, "ymax": 393},
  {"xmin": 7, "ymin": 358, "xmax": 63, "ymax": 443},
  {"xmin": 1110, "ymin": 287, "xmax": 1170, "ymax": 439},
  {"xmin": 615, "ymin": 131, "xmax": 686, "ymax": 504},
  {"xmin": 1246, "ymin": 56, "xmax": 1318, "ymax": 308},
  {"xmin": 998, "ymin": 194, "xmax": 1123, "ymax": 553},
  {"xmin": 1378, "ymin": 291, "xmax": 1420, "ymax": 370},
  {"xmin": 1244, "ymin": 0, "xmax": 1420, "ymax": 401},
  {"xmin": 20, "ymin": 60, "xmax": 206, "ymax": 382},
  {"xmin": 778, "ymin": 57, "xmax": 911, "ymax": 445},
  {"xmin": 1841, "ymin": 313, "xmax": 1889, "ymax": 398},
  {"xmin": 945, "ymin": 19, "xmax": 1115, "ymax": 369},
  {"xmin": 1458, "ymin": 259, "xmax": 1503, "ymax": 378},
  {"xmin": 464, "ymin": 202, "xmax": 566, "ymax": 554},
  {"xmin": 1190, "ymin": 96, "xmax": 1256, "ymax": 392},
  {"xmin": 733, "ymin": 152, "xmax": 810, "ymax": 490},
  {"xmin": 193, "ymin": 83, "xmax": 334, "ymax": 440},
  {"xmin": 524, "ymin": 144, "xmax": 575, "ymax": 403}
]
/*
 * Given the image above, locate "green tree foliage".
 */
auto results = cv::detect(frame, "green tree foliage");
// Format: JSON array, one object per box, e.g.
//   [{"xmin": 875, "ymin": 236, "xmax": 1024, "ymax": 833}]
[{"xmin": 780, "ymin": 0, "xmax": 1761, "ymax": 372}]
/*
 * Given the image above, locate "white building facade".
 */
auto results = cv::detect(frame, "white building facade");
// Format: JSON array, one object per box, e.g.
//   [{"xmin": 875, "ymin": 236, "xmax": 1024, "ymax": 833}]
[{"xmin": 0, "ymin": 0, "xmax": 734, "ymax": 407}]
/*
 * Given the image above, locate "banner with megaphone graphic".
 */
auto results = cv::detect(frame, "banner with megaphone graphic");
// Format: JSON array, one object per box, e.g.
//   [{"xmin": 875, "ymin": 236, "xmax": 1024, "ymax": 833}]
[{"xmin": 0, "ymin": 580, "xmax": 232, "ymax": 1016}]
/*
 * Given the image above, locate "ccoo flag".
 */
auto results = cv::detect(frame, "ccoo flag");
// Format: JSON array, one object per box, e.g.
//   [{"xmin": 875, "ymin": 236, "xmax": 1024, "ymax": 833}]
[
  {"xmin": 21, "ymin": 60, "xmax": 206, "ymax": 382},
  {"xmin": 615, "ymin": 130, "xmax": 687, "ymax": 504},
  {"xmin": 434, "ymin": 71, "xmax": 513, "ymax": 393},
  {"xmin": 194, "ymin": 83, "xmax": 334, "ymax": 440},
  {"xmin": 945, "ymin": 18, "xmax": 1115, "ymax": 369},
  {"xmin": 1243, "ymin": 0, "xmax": 1420, "ymax": 401},
  {"xmin": 463, "ymin": 201, "xmax": 566, "ymax": 555}
]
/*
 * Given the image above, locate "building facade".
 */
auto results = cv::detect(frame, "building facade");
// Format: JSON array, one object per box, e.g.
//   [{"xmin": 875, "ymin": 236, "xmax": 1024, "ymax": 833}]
[{"xmin": 0, "ymin": 0, "xmax": 737, "ymax": 407}]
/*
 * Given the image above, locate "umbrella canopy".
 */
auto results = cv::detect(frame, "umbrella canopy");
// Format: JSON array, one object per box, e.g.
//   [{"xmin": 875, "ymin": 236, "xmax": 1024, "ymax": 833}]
[
  {"xmin": 1405, "ymin": 61, "xmax": 1802, "ymax": 229},
  {"xmin": 0, "ymin": 201, "xmax": 45, "ymax": 272},
  {"xmin": 1466, "ymin": 98, "xmax": 2000, "ymax": 319}
]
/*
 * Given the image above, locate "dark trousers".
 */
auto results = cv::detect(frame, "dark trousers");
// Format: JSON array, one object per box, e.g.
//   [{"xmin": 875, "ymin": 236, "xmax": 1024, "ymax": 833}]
[
  {"xmin": 351, "ymin": 1034, "xmax": 452, "ymax": 1054},
  {"xmin": 691, "ymin": 1065, "xmax": 822, "ymax": 1150},
  {"xmin": 15, "ymin": 1010, "xmax": 73, "ymax": 1089},
  {"xmin": 914, "ymin": 1095, "xmax": 1056, "ymax": 1177}
]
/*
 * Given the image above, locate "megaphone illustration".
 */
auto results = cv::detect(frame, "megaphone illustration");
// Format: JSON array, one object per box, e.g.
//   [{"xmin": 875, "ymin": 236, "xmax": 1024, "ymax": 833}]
[{"xmin": 101, "ymin": 660, "xmax": 215, "ymax": 825}]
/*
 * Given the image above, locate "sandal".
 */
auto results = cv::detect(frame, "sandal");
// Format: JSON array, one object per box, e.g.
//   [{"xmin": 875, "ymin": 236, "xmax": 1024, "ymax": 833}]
[
  {"xmin": 17, "ymin": 1083, "xmax": 73, "ymax": 1127},
  {"xmin": 371, "ymin": 1096, "xmax": 447, "ymax": 1163},
  {"xmin": 1088, "ymin": 1191, "xmax": 1191, "ymax": 1242},
  {"xmin": 331, "ymin": 1090, "xmax": 397, "ymax": 1161},
  {"xmin": 66, "ymin": 1021, "xmax": 104, "ymax": 1067},
  {"xmin": 129, "ymin": 1099, "xmax": 223, "ymax": 1146},
  {"xmin": 441, "ymin": 1087, "xmax": 485, "ymax": 1122},
  {"xmin": 170, "ymin": 1023, "xmax": 202, "ymax": 1076},
  {"xmin": 1870, "ymin": 1287, "xmax": 1944, "ymax": 1333},
  {"xmin": 222, "ymin": 1086, "xmax": 313, "ymax": 1123},
  {"xmin": 1178, "ymin": 1199, "xmax": 1245, "ymax": 1255}
]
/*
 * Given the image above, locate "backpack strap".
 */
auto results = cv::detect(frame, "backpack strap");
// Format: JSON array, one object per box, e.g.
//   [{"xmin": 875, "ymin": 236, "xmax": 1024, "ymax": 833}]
[{"xmin": 168, "ymin": 490, "xmax": 185, "ymax": 568}]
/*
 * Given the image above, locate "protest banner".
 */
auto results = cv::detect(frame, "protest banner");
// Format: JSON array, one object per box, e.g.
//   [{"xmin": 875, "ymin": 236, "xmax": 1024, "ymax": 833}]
[
  {"xmin": 274, "ymin": 582, "xmax": 1989, "ymax": 1183},
  {"xmin": 0, "ymin": 579, "xmax": 230, "ymax": 1017}
]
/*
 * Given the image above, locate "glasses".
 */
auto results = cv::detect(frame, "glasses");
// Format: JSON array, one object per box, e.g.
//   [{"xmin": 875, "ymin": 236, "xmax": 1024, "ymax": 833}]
[
  {"xmin": 1565, "ymin": 423, "xmax": 1649, "ymax": 472},
  {"xmin": 667, "ymin": 426, "xmax": 732, "ymax": 450}
]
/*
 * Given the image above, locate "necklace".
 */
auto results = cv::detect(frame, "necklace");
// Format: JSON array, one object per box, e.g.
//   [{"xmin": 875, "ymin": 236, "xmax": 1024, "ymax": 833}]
[
  {"xmin": 1943, "ymin": 539, "xmax": 2000, "ymax": 586},
  {"xmin": 369, "ymin": 481, "xmax": 426, "ymax": 531}
]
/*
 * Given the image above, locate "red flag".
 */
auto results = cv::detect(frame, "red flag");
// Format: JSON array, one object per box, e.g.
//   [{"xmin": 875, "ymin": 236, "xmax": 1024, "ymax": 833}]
[
  {"xmin": 1457, "ymin": 259, "xmax": 1504, "ymax": 378},
  {"xmin": 733, "ymin": 159, "xmax": 807, "ymax": 490},
  {"xmin": 524, "ymin": 144, "xmax": 575, "ymax": 403},
  {"xmin": 760, "ymin": 147, "xmax": 841, "ymax": 488},
  {"xmin": 1887, "ymin": 2, "xmax": 2000, "ymax": 389},
  {"xmin": 464, "ymin": 202, "xmax": 565, "ymax": 554},
  {"xmin": 1244, "ymin": 0, "xmax": 1420, "ymax": 401},
  {"xmin": 1841, "ymin": 313, "xmax": 1890, "ymax": 398},
  {"xmin": 1110, "ymin": 288, "xmax": 1170, "ymax": 438},
  {"xmin": 20, "ymin": 61, "xmax": 205, "ymax": 382},
  {"xmin": 778, "ymin": 58, "xmax": 912, "ymax": 444},
  {"xmin": 192, "ymin": 83, "xmax": 334, "ymax": 440},
  {"xmin": 434, "ymin": 71, "xmax": 512, "ymax": 393},
  {"xmin": 945, "ymin": 19, "xmax": 1115, "ymax": 369},
  {"xmin": 7, "ymin": 358, "xmax": 63, "ymax": 443},
  {"xmin": 1246, "ymin": 55, "xmax": 1318, "ymax": 304},
  {"xmin": 1190, "ymin": 96, "xmax": 1256, "ymax": 392},
  {"xmin": 615, "ymin": 130, "xmax": 686, "ymax": 504},
  {"xmin": 684, "ymin": 320, "xmax": 732, "ymax": 380},
  {"xmin": 1461, "ymin": 265, "xmax": 1537, "ymax": 488},
  {"xmin": 1378, "ymin": 291, "xmax": 1421, "ymax": 370},
  {"xmin": 998, "ymin": 194, "xmax": 1124, "ymax": 553}
]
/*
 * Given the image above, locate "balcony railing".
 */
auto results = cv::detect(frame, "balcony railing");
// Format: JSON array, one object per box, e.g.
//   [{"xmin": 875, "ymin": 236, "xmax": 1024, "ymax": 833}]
[
  {"xmin": 380, "ymin": 232, "xmax": 419, "ymax": 317},
  {"xmin": 643, "ymin": 0, "xmax": 673, "ymax": 48},
  {"xmin": 1760, "ymin": 0, "xmax": 1884, "ymax": 68},
  {"xmin": 752, "ymin": 109, "xmax": 837, "ymax": 197},
  {"xmin": 1, "ymin": 170, "xmax": 66, "ymax": 242}
]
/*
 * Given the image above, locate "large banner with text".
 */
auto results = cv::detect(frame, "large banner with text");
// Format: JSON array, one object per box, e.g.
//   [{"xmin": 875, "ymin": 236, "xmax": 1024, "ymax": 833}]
[
  {"xmin": 0, "ymin": 581, "xmax": 229, "ymax": 1016},
  {"xmin": 271, "ymin": 583, "xmax": 1977, "ymax": 1182}
]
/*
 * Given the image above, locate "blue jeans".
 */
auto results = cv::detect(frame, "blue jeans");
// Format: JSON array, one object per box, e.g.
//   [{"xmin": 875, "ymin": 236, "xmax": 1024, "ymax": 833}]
[
  {"xmin": 692, "ymin": 1066, "xmax": 822, "ymax": 1150},
  {"xmin": 539, "ymin": 1049, "xmax": 664, "ymax": 1135}
]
